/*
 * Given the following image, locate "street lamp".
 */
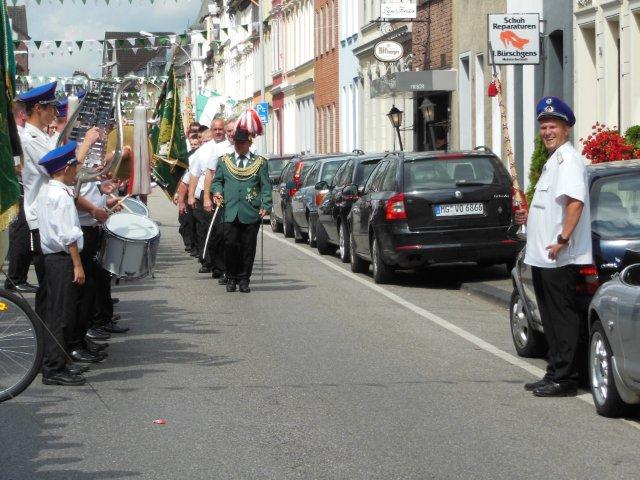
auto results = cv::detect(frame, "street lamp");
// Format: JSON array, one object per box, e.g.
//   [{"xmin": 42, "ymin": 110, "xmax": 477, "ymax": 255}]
[
  {"xmin": 420, "ymin": 97, "xmax": 437, "ymax": 151},
  {"xmin": 387, "ymin": 105, "xmax": 404, "ymax": 151}
]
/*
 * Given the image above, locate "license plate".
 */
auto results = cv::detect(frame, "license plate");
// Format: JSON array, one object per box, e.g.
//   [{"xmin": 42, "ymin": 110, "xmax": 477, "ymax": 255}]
[{"xmin": 434, "ymin": 202, "xmax": 484, "ymax": 217}]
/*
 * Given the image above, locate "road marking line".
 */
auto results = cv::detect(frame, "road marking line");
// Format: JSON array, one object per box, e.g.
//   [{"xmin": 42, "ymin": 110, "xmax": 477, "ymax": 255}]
[{"xmin": 264, "ymin": 231, "xmax": 640, "ymax": 431}]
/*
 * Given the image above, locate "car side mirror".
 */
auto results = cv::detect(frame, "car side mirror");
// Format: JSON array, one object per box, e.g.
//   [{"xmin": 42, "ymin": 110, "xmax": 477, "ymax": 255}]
[
  {"xmin": 342, "ymin": 184, "xmax": 358, "ymax": 196},
  {"xmin": 315, "ymin": 181, "xmax": 329, "ymax": 191},
  {"xmin": 621, "ymin": 263, "xmax": 640, "ymax": 287}
]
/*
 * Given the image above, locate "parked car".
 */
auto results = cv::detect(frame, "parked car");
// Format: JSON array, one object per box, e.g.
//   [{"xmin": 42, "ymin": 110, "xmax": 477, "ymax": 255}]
[
  {"xmin": 510, "ymin": 159, "xmax": 640, "ymax": 358},
  {"xmin": 588, "ymin": 259, "xmax": 640, "ymax": 417},
  {"xmin": 291, "ymin": 156, "xmax": 349, "ymax": 244},
  {"xmin": 266, "ymin": 155, "xmax": 294, "ymax": 185},
  {"xmin": 348, "ymin": 150, "xmax": 520, "ymax": 284},
  {"xmin": 316, "ymin": 153, "xmax": 385, "ymax": 261}
]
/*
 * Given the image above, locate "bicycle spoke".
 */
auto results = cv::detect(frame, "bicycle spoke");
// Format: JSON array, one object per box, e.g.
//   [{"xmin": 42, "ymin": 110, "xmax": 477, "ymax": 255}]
[
  {"xmin": 0, "ymin": 348, "xmax": 32, "ymax": 371},
  {"xmin": 0, "ymin": 328, "xmax": 35, "ymax": 341}
]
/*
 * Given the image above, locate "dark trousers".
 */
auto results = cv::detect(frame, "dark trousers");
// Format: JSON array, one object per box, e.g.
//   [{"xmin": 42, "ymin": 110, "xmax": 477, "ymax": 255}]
[
  {"xmin": 178, "ymin": 206, "xmax": 196, "ymax": 250},
  {"xmin": 223, "ymin": 219, "xmax": 260, "ymax": 283},
  {"xmin": 93, "ymin": 229, "xmax": 113, "ymax": 326},
  {"xmin": 30, "ymin": 229, "xmax": 47, "ymax": 320},
  {"xmin": 193, "ymin": 193, "xmax": 213, "ymax": 267},
  {"xmin": 43, "ymin": 253, "xmax": 79, "ymax": 376},
  {"xmin": 71, "ymin": 226, "xmax": 100, "ymax": 349},
  {"xmin": 4, "ymin": 199, "xmax": 32, "ymax": 288},
  {"xmin": 531, "ymin": 265, "xmax": 581, "ymax": 385}
]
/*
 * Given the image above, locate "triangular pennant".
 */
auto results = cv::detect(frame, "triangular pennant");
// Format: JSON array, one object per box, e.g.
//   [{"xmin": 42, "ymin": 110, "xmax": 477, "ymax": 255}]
[
  {"xmin": 169, "ymin": 35, "xmax": 176, "ymax": 45},
  {"xmin": 221, "ymin": 27, "xmax": 228, "ymax": 35},
  {"xmin": 148, "ymin": 36, "xmax": 156, "ymax": 46},
  {"xmin": 55, "ymin": 40, "xmax": 62, "ymax": 48},
  {"xmin": 34, "ymin": 40, "xmax": 42, "ymax": 49},
  {"xmin": 135, "ymin": 37, "xmax": 146, "ymax": 47},
  {"xmin": 202, "ymin": 30, "xmax": 208, "ymax": 41},
  {"xmin": 98, "ymin": 40, "xmax": 105, "ymax": 46},
  {"xmin": 132, "ymin": 48, "xmax": 138, "ymax": 54},
  {"xmin": 127, "ymin": 38, "xmax": 136, "ymax": 46},
  {"xmin": 116, "ymin": 39, "xmax": 126, "ymax": 48},
  {"xmin": 179, "ymin": 34, "xmax": 188, "ymax": 45},
  {"xmin": 241, "ymin": 23, "xmax": 249, "ymax": 32},
  {"xmin": 105, "ymin": 0, "xmax": 110, "ymax": 4},
  {"xmin": 13, "ymin": 41, "xmax": 20, "ymax": 49},
  {"xmin": 10, "ymin": 0, "xmax": 17, "ymax": 6},
  {"xmin": 35, "ymin": 0, "xmax": 42, "ymax": 4},
  {"xmin": 108, "ymin": 39, "xmax": 115, "ymax": 48},
  {"xmin": 76, "ymin": 41, "xmax": 83, "ymax": 50}
]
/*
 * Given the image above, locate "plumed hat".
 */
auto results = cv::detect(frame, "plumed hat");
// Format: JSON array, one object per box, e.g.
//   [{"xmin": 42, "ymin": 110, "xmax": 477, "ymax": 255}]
[{"xmin": 234, "ymin": 108, "xmax": 264, "ymax": 141}]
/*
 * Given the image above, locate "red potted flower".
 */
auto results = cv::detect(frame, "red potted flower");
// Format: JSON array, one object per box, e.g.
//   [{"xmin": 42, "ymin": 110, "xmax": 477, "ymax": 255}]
[{"xmin": 580, "ymin": 123, "xmax": 636, "ymax": 164}]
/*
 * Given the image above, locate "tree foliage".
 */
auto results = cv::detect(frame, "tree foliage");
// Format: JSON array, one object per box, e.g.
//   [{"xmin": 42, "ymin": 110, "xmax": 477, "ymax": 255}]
[{"xmin": 526, "ymin": 134, "xmax": 547, "ymax": 204}]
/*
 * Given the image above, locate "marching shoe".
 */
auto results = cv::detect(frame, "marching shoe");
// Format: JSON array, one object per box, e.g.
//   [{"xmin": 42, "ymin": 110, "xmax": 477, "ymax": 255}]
[
  {"xmin": 42, "ymin": 371, "xmax": 86, "ymax": 386},
  {"xmin": 184, "ymin": 246, "xmax": 191, "ymax": 252},
  {"xmin": 199, "ymin": 266, "xmax": 212, "ymax": 274},
  {"xmin": 110, "ymin": 297, "xmax": 120, "ymax": 305},
  {"xmin": 102, "ymin": 321, "xmax": 129, "ymax": 334},
  {"xmin": 524, "ymin": 377, "xmax": 551, "ymax": 391},
  {"xmin": 85, "ymin": 338, "xmax": 109, "ymax": 350},
  {"xmin": 218, "ymin": 275, "xmax": 228, "ymax": 285},
  {"xmin": 238, "ymin": 283, "xmax": 251, "ymax": 293},
  {"xmin": 86, "ymin": 327, "xmax": 111, "ymax": 341},
  {"xmin": 190, "ymin": 249, "xmax": 199, "ymax": 257},
  {"xmin": 212, "ymin": 269, "xmax": 223, "ymax": 279},
  {"xmin": 67, "ymin": 363, "xmax": 90, "ymax": 375},
  {"xmin": 226, "ymin": 280, "xmax": 237, "ymax": 292},
  {"xmin": 70, "ymin": 349, "xmax": 105, "ymax": 363},
  {"xmin": 8, "ymin": 282, "xmax": 39, "ymax": 293},
  {"xmin": 85, "ymin": 342, "xmax": 108, "ymax": 355},
  {"xmin": 111, "ymin": 314, "xmax": 122, "ymax": 323},
  {"xmin": 533, "ymin": 382, "xmax": 577, "ymax": 397}
]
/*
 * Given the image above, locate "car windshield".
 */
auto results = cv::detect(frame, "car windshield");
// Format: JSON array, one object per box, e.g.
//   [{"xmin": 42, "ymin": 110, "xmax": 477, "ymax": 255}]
[
  {"xmin": 355, "ymin": 159, "xmax": 382, "ymax": 185},
  {"xmin": 320, "ymin": 160, "xmax": 346, "ymax": 183},
  {"xmin": 269, "ymin": 159, "xmax": 288, "ymax": 175},
  {"xmin": 592, "ymin": 174, "xmax": 640, "ymax": 239},
  {"xmin": 403, "ymin": 156, "xmax": 499, "ymax": 190},
  {"xmin": 299, "ymin": 161, "xmax": 316, "ymax": 180}
]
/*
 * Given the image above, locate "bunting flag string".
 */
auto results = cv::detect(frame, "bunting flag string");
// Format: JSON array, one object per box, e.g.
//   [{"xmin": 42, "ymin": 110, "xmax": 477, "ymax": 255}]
[
  {"xmin": 15, "ymin": 74, "xmax": 169, "ymax": 90},
  {"xmin": 8, "ymin": 0, "xmax": 187, "ymax": 4}
]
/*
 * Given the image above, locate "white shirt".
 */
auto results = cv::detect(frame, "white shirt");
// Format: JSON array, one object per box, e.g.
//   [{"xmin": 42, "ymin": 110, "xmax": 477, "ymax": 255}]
[
  {"xmin": 524, "ymin": 142, "xmax": 592, "ymax": 268},
  {"xmin": 21, "ymin": 122, "xmax": 57, "ymax": 230},
  {"xmin": 14, "ymin": 125, "xmax": 24, "ymax": 167},
  {"xmin": 207, "ymin": 142, "xmax": 258, "ymax": 170},
  {"xmin": 36, "ymin": 180, "xmax": 84, "ymax": 254},
  {"xmin": 78, "ymin": 182, "xmax": 107, "ymax": 227},
  {"xmin": 189, "ymin": 139, "xmax": 227, "ymax": 197}
]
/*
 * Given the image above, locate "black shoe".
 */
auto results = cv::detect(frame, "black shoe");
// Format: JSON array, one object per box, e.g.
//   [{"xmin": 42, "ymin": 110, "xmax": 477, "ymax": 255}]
[
  {"xmin": 218, "ymin": 275, "xmax": 228, "ymax": 285},
  {"xmin": 185, "ymin": 246, "xmax": 192, "ymax": 252},
  {"xmin": 85, "ymin": 338, "xmax": 109, "ymax": 350},
  {"xmin": 199, "ymin": 266, "xmax": 212, "ymax": 274},
  {"xmin": 42, "ymin": 371, "xmax": 86, "ymax": 386},
  {"xmin": 111, "ymin": 314, "xmax": 122, "ymax": 323},
  {"xmin": 226, "ymin": 280, "xmax": 237, "ymax": 292},
  {"xmin": 111, "ymin": 297, "xmax": 119, "ymax": 305},
  {"xmin": 68, "ymin": 363, "xmax": 90, "ymax": 375},
  {"xmin": 239, "ymin": 283, "xmax": 251, "ymax": 293},
  {"xmin": 15, "ymin": 282, "xmax": 39, "ymax": 293},
  {"xmin": 212, "ymin": 269, "xmax": 223, "ymax": 279},
  {"xmin": 86, "ymin": 327, "xmax": 111, "ymax": 341},
  {"xmin": 70, "ymin": 349, "xmax": 105, "ymax": 363},
  {"xmin": 102, "ymin": 321, "xmax": 129, "ymax": 333},
  {"xmin": 533, "ymin": 382, "xmax": 578, "ymax": 397},
  {"xmin": 524, "ymin": 377, "xmax": 551, "ymax": 392},
  {"xmin": 190, "ymin": 250, "xmax": 199, "ymax": 257}
]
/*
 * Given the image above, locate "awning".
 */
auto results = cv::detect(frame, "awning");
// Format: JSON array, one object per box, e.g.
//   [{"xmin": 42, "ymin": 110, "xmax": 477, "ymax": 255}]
[{"xmin": 371, "ymin": 70, "xmax": 457, "ymax": 98}]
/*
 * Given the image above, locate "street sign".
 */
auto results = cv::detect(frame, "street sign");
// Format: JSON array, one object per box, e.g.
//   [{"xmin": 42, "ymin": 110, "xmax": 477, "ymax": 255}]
[
  {"xmin": 381, "ymin": 1, "xmax": 417, "ymax": 20},
  {"xmin": 488, "ymin": 13, "xmax": 541, "ymax": 65},
  {"xmin": 256, "ymin": 101, "xmax": 269, "ymax": 125}
]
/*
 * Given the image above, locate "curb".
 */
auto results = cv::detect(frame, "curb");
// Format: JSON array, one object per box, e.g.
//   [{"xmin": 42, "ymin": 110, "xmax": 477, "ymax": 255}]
[{"xmin": 461, "ymin": 282, "xmax": 511, "ymax": 308}]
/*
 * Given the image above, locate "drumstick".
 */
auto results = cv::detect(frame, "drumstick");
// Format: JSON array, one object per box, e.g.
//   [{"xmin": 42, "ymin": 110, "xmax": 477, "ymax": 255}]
[{"xmin": 108, "ymin": 193, "xmax": 134, "ymax": 214}]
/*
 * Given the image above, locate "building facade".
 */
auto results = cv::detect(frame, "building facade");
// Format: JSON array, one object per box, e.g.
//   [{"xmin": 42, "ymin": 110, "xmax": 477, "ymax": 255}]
[{"xmin": 574, "ymin": 0, "xmax": 640, "ymax": 143}]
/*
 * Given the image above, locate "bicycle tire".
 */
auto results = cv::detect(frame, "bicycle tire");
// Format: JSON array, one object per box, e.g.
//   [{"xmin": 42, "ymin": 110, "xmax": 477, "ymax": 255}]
[{"xmin": 0, "ymin": 289, "xmax": 44, "ymax": 403}]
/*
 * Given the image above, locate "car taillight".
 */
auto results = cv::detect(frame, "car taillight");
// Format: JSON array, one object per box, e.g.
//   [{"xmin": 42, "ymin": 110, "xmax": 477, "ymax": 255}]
[
  {"xmin": 315, "ymin": 191, "xmax": 326, "ymax": 206},
  {"xmin": 385, "ymin": 192, "xmax": 407, "ymax": 220},
  {"xmin": 511, "ymin": 187, "xmax": 528, "ymax": 213},
  {"xmin": 576, "ymin": 265, "xmax": 600, "ymax": 295}
]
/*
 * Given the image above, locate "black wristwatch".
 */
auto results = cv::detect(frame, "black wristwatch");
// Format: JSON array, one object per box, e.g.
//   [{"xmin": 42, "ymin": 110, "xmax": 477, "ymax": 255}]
[{"xmin": 557, "ymin": 234, "xmax": 569, "ymax": 245}]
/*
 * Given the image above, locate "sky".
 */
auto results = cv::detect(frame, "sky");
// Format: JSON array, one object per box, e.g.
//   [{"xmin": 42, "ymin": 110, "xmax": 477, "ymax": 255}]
[{"xmin": 24, "ymin": 0, "xmax": 202, "ymax": 77}]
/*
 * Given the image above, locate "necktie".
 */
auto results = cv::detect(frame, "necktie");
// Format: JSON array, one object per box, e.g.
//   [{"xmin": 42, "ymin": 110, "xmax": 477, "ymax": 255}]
[{"xmin": 238, "ymin": 155, "xmax": 246, "ymax": 168}]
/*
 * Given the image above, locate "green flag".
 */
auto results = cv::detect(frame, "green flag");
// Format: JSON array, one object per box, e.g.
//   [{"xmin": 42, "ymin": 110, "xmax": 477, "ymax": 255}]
[
  {"xmin": 0, "ymin": 0, "xmax": 20, "ymax": 230},
  {"xmin": 150, "ymin": 67, "xmax": 188, "ymax": 199}
]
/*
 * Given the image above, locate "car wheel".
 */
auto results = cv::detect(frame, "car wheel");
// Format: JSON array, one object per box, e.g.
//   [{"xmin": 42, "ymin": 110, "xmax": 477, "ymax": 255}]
[
  {"xmin": 371, "ymin": 236, "xmax": 394, "ymax": 284},
  {"xmin": 510, "ymin": 290, "xmax": 547, "ymax": 358},
  {"xmin": 316, "ymin": 221, "xmax": 337, "ymax": 255},
  {"xmin": 293, "ymin": 219, "xmax": 308, "ymax": 243},
  {"xmin": 350, "ymin": 228, "xmax": 368, "ymax": 273},
  {"xmin": 338, "ymin": 221, "xmax": 350, "ymax": 263},
  {"xmin": 270, "ymin": 212, "xmax": 282, "ymax": 233},
  {"xmin": 590, "ymin": 320, "xmax": 627, "ymax": 417},
  {"xmin": 283, "ymin": 207, "xmax": 294, "ymax": 238},
  {"xmin": 309, "ymin": 217, "xmax": 317, "ymax": 248}
]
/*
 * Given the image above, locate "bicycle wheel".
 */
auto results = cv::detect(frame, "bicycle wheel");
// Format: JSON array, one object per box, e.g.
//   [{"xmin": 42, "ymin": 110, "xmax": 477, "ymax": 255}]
[{"xmin": 0, "ymin": 289, "xmax": 43, "ymax": 402}]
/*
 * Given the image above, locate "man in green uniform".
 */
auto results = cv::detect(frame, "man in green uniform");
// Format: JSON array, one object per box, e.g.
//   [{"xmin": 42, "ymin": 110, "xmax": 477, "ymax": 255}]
[{"xmin": 212, "ymin": 122, "xmax": 271, "ymax": 293}]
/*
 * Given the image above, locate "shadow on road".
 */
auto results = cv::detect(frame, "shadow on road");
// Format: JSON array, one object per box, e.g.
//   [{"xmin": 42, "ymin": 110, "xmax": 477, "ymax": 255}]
[{"xmin": 0, "ymin": 398, "xmax": 141, "ymax": 479}]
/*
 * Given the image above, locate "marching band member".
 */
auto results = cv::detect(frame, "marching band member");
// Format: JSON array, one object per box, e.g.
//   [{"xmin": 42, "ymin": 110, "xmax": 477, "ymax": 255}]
[
  {"xmin": 212, "ymin": 109, "xmax": 271, "ymax": 293},
  {"xmin": 36, "ymin": 142, "xmax": 87, "ymax": 386}
]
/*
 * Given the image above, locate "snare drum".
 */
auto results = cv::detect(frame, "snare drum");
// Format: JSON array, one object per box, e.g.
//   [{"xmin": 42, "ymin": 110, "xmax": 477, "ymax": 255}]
[
  {"xmin": 98, "ymin": 213, "xmax": 160, "ymax": 279},
  {"xmin": 121, "ymin": 197, "xmax": 149, "ymax": 217}
]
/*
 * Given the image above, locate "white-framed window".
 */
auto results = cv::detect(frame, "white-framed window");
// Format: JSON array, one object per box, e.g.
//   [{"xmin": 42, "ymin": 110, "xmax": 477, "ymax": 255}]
[
  {"xmin": 458, "ymin": 52, "xmax": 472, "ymax": 150},
  {"xmin": 474, "ymin": 54, "xmax": 485, "ymax": 148}
]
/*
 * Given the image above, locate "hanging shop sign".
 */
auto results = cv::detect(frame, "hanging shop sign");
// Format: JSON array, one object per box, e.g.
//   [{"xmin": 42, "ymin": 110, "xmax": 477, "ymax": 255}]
[
  {"xmin": 487, "ymin": 13, "xmax": 541, "ymax": 65},
  {"xmin": 380, "ymin": 2, "xmax": 417, "ymax": 20},
  {"xmin": 374, "ymin": 40, "xmax": 404, "ymax": 63}
]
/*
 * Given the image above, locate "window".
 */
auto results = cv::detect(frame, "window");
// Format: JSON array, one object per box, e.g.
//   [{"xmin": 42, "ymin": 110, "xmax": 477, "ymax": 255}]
[
  {"xmin": 592, "ymin": 174, "xmax": 640, "ymax": 240},
  {"xmin": 332, "ymin": 160, "xmax": 350, "ymax": 187},
  {"xmin": 303, "ymin": 162, "xmax": 321, "ymax": 187},
  {"xmin": 365, "ymin": 161, "xmax": 389, "ymax": 193},
  {"xmin": 458, "ymin": 53, "xmax": 472, "ymax": 150},
  {"xmin": 403, "ymin": 157, "xmax": 501, "ymax": 191},
  {"xmin": 321, "ymin": 160, "xmax": 346, "ymax": 184},
  {"xmin": 356, "ymin": 159, "xmax": 382, "ymax": 185},
  {"xmin": 381, "ymin": 160, "xmax": 398, "ymax": 191}
]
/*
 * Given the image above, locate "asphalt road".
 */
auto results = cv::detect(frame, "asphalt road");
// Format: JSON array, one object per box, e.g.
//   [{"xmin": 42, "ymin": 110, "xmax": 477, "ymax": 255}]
[{"xmin": 2, "ymin": 190, "xmax": 640, "ymax": 480}]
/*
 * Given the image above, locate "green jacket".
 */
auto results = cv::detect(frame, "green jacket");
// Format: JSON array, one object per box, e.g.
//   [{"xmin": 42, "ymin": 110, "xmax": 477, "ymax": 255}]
[{"xmin": 212, "ymin": 151, "xmax": 272, "ymax": 224}]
